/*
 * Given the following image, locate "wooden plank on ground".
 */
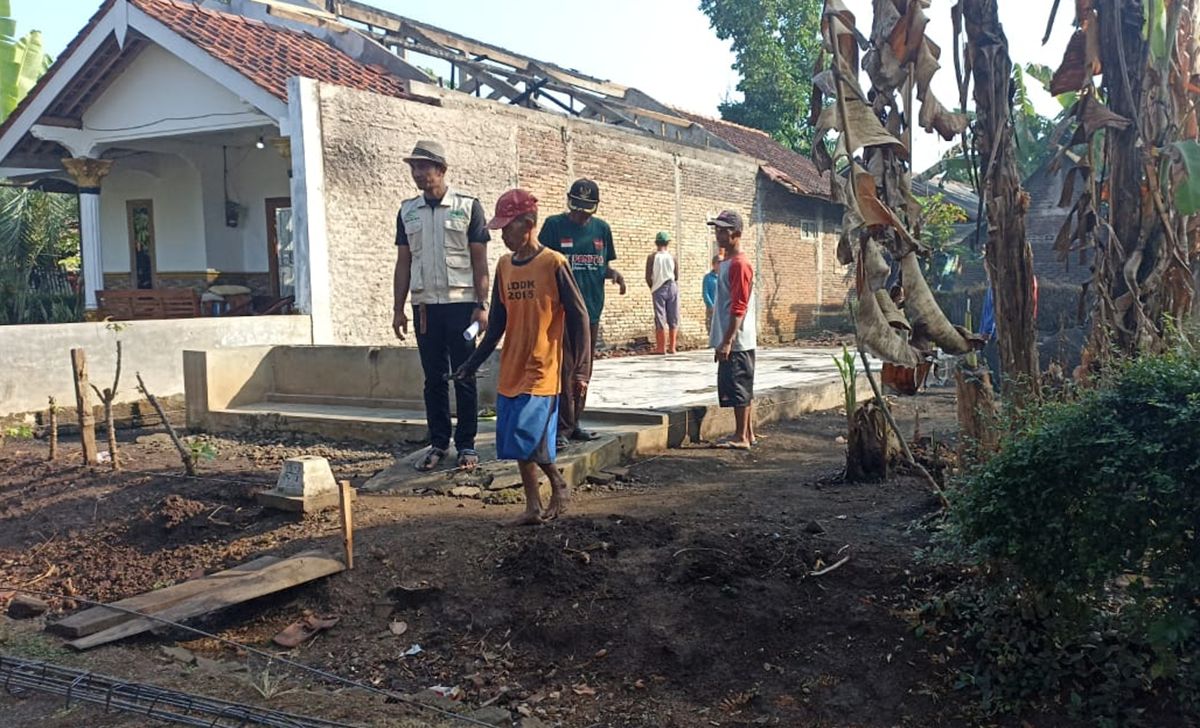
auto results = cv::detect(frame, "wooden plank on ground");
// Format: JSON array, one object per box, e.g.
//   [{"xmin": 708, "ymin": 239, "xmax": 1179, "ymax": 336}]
[
  {"xmin": 48, "ymin": 556, "xmax": 281, "ymax": 639},
  {"xmin": 66, "ymin": 550, "xmax": 345, "ymax": 651}
]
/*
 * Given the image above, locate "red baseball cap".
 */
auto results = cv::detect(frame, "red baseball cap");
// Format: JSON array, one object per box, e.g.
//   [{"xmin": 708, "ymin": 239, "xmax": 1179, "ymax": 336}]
[{"xmin": 487, "ymin": 188, "xmax": 538, "ymax": 229}]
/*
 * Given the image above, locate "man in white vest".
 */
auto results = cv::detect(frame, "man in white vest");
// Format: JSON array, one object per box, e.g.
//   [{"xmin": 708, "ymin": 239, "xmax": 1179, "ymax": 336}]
[{"xmin": 393, "ymin": 140, "xmax": 491, "ymax": 472}]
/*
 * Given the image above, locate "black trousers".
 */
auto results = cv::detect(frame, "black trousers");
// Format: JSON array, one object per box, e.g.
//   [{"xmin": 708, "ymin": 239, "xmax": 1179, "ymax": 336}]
[
  {"xmin": 414, "ymin": 302, "xmax": 478, "ymax": 451},
  {"xmin": 559, "ymin": 321, "xmax": 599, "ymax": 436}
]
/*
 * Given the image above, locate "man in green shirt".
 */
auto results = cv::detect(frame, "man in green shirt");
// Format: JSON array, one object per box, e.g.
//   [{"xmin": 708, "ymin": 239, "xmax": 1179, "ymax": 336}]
[{"xmin": 538, "ymin": 178, "xmax": 626, "ymax": 448}]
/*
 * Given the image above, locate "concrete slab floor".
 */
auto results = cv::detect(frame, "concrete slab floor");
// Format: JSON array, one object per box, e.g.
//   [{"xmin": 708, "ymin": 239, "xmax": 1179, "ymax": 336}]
[{"xmin": 588, "ymin": 347, "xmax": 864, "ymax": 410}]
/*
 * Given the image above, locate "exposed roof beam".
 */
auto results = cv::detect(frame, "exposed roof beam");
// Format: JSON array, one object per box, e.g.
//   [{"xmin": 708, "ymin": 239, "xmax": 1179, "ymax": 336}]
[{"xmin": 331, "ymin": 0, "xmax": 627, "ymax": 97}]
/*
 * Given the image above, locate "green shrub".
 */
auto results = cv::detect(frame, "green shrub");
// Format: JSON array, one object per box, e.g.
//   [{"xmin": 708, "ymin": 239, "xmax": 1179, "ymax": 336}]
[{"xmin": 936, "ymin": 349, "xmax": 1200, "ymax": 720}]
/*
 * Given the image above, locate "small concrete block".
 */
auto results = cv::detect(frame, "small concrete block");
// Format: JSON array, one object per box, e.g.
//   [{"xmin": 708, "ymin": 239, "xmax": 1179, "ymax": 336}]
[
  {"xmin": 7, "ymin": 595, "xmax": 49, "ymax": 619},
  {"xmin": 256, "ymin": 487, "xmax": 354, "ymax": 514},
  {"xmin": 258, "ymin": 456, "xmax": 344, "ymax": 513},
  {"xmin": 276, "ymin": 456, "xmax": 337, "ymax": 497},
  {"xmin": 449, "ymin": 486, "xmax": 482, "ymax": 499}
]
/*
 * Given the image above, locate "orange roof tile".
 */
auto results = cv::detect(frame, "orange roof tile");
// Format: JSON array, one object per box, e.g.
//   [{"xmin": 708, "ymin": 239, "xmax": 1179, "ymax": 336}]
[
  {"xmin": 130, "ymin": 0, "xmax": 409, "ymax": 100},
  {"xmin": 677, "ymin": 110, "xmax": 830, "ymax": 199}
]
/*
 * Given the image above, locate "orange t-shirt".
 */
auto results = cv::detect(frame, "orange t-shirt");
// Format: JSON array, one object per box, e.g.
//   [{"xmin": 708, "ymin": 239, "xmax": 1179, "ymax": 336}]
[{"xmin": 494, "ymin": 248, "xmax": 576, "ymax": 397}]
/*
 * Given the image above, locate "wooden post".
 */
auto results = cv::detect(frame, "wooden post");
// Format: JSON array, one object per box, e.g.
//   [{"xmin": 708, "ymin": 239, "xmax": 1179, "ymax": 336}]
[
  {"xmin": 70, "ymin": 349, "xmax": 98, "ymax": 466},
  {"xmin": 338, "ymin": 481, "xmax": 354, "ymax": 570},
  {"xmin": 47, "ymin": 396, "xmax": 58, "ymax": 461}
]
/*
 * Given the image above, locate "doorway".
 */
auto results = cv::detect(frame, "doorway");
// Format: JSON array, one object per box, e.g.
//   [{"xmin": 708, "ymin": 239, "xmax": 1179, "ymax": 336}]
[
  {"xmin": 125, "ymin": 199, "xmax": 157, "ymax": 289},
  {"xmin": 265, "ymin": 197, "xmax": 293, "ymax": 298}
]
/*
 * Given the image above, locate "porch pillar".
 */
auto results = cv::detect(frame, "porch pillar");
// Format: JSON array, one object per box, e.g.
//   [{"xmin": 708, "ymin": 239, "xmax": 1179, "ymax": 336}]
[{"xmin": 62, "ymin": 157, "xmax": 113, "ymax": 311}]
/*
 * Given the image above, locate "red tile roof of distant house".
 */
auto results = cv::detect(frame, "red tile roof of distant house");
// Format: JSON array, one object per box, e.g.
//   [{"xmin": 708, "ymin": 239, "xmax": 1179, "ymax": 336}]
[
  {"xmin": 130, "ymin": 0, "xmax": 409, "ymax": 100},
  {"xmin": 677, "ymin": 110, "xmax": 830, "ymax": 199}
]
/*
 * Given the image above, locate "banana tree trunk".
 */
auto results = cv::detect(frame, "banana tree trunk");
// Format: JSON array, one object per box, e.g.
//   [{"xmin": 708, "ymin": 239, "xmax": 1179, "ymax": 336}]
[{"xmin": 963, "ymin": 0, "xmax": 1040, "ymax": 398}]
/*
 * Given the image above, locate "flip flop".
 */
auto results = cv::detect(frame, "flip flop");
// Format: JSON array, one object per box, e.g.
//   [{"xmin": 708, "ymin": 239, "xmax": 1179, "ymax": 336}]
[
  {"xmin": 415, "ymin": 447, "xmax": 447, "ymax": 472},
  {"xmin": 712, "ymin": 438, "xmax": 752, "ymax": 451},
  {"xmin": 569, "ymin": 429, "xmax": 601, "ymax": 442},
  {"xmin": 457, "ymin": 448, "xmax": 479, "ymax": 471},
  {"xmin": 272, "ymin": 614, "xmax": 340, "ymax": 648}
]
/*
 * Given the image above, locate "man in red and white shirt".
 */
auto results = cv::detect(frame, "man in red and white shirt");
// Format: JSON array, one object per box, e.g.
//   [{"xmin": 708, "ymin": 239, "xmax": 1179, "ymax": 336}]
[{"xmin": 707, "ymin": 210, "xmax": 757, "ymax": 450}]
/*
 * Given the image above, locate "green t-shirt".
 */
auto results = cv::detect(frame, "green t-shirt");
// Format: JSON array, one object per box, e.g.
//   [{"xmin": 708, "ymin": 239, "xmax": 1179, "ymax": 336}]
[{"xmin": 538, "ymin": 213, "xmax": 616, "ymax": 323}]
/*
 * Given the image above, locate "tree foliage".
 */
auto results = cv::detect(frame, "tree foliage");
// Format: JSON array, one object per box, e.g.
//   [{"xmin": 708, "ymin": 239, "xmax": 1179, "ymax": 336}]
[
  {"xmin": 698, "ymin": 0, "xmax": 823, "ymax": 153},
  {"xmin": 917, "ymin": 65, "xmax": 1058, "ymax": 183},
  {"xmin": 0, "ymin": 0, "xmax": 48, "ymax": 122},
  {"xmin": 0, "ymin": 1, "xmax": 78, "ymax": 325},
  {"xmin": 917, "ymin": 193, "xmax": 970, "ymax": 290}
]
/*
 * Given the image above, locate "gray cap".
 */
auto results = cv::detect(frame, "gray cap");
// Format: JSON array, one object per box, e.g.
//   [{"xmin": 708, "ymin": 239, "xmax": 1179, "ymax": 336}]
[
  {"xmin": 404, "ymin": 140, "xmax": 447, "ymax": 167},
  {"xmin": 707, "ymin": 209, "xmax": 744, "ymax": 233}
]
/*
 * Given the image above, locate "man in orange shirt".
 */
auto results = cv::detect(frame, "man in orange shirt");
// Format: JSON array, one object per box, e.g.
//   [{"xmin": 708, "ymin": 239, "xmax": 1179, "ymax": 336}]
[{"xmin": 454, "ymin": 189, "xmax": 591, "ymax": 525}]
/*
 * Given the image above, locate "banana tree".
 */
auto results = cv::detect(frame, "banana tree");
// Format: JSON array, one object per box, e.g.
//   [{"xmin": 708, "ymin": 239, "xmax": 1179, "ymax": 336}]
[
  {"xmin": 812, "ymin": 0, "xmax": 983, "ymax": 370},
  {"xmin": 0, "ymin": 0, "xmax": 48, "ymax": 122},
  {"xmin": 955, "ymin": 0, "xmax": 1040, "ymax": 398},
  {"xmin": 1045, "ymin": 0, "xmax": 1200, "ymax": 364}
]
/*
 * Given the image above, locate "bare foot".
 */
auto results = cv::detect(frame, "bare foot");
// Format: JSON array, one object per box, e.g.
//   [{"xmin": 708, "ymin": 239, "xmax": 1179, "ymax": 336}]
[
  {"xmin": 506, "ymin": 510, "xmax": 544, "ymax": 527},
  {"xmin": 544, "ymin": 489, "xmax": 570, "ymax": 520}
]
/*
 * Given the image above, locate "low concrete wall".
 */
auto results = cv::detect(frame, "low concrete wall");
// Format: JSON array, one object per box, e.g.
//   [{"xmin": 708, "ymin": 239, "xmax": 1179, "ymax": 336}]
[
  {"xmin": 184, "ymin": 345, "xmax": 501, "ymax": 434},
  {"xmin": 0, "ymin": 316, "xmax": 313, "ymax": 418},
  {"xmin": 663, "ymin": 375, "xmax": 875, "ymax": 448}
]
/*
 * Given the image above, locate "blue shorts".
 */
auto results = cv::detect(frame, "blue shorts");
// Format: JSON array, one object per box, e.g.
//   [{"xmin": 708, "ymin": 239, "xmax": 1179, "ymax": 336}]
[{"xmin": 495, "ymin": 394, "xmax": 558, "ymax": 464}]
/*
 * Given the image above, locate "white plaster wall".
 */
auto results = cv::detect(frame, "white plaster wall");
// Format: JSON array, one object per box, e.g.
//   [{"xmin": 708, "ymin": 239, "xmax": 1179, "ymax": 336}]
[
  {"xmin": 0, "ymin": 316, "xmax": 313, "ymax": 416},
  {"xmin": 99, "ymin": 151, "xmax": 206, "ymax": 272},
  {"xmin": 82, "ymin": 45, "xmax": 264, "ymax": 139},
  {"xmin": 205, "ymin": 143, "xmax": 291, "ymax": 272}
]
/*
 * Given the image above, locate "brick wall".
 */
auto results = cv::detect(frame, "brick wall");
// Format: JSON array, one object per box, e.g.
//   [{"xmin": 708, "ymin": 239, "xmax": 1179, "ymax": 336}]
[{"xmin": 315, "ymin": 83, "xmax": 850, "ymax": 348}]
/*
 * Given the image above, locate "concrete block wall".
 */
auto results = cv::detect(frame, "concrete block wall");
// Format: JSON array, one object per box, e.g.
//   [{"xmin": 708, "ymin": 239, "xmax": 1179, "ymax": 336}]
[{"xmin": 315, "ymin": 82, "xmax": 849, "ymax": 349}]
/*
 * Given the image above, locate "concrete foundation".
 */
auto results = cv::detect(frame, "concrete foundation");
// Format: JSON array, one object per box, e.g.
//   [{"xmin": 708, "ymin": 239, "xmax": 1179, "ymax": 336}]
[
  {"xmin": 185, "ymin": 345, "xmax": 875, "ymax": 496},
  {"xmin": 184, "ymin": 344, "xmax": 500, "ymax": 442}
]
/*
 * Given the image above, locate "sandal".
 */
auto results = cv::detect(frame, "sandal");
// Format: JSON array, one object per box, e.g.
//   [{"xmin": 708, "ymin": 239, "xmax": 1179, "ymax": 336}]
[
  {"xmin": 457, "ymin": 448, "xmax": 479, "ymax": 471},
  {"xmin": 415, "ymin": 447, "xmax": 447, "ymax": 472},
  {"xmin": 712, "ymin": 438, "xmax": 752, "ymax": 451},
  {"xmin": 569, "ymin": 428, "xmax": 601, "ymax": 442},
  {"xmin": 272, "ymin": 614, "xmax": 340, "ymax": 648}
]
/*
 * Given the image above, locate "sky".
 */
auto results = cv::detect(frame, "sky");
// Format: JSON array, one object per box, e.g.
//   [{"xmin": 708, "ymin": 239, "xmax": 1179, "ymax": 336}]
[{"xmin": 15, "ymin": 0, "xmax": 1073, "ymax": 173}]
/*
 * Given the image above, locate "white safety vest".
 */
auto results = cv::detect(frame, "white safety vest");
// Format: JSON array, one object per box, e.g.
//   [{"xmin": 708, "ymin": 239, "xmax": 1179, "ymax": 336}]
[{"xmin": 399, "ymin": 187, "xmax": 478, "ymax": 305}]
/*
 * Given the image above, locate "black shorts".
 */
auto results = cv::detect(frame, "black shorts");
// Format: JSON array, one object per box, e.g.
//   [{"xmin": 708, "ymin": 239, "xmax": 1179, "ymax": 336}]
[{"xmin": 717, "ymin": 349, "xmax": 755, "ymax": 408}]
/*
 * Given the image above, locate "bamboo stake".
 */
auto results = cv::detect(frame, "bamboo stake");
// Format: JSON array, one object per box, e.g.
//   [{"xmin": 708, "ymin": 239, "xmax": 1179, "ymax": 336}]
[
  {"xmin": 134, "ymin": 372, "xmax": 195, "ymax": 476},
  {"xmin": 338, "ymin": 481, "xmax": 355, "ymax": 570},
  {"xmin": 89, "ymin": 341, "xmax": 122, "ymax": 471},
  {"xmin": 47, "ymin": 397, "xmax": 58, "ymax": 462}
]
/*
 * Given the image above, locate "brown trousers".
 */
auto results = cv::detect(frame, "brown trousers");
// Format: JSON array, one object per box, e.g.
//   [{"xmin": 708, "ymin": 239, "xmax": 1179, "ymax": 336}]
[{"xmin": 559, "ymin": 321, "xmax": 599, "ymax": 436}]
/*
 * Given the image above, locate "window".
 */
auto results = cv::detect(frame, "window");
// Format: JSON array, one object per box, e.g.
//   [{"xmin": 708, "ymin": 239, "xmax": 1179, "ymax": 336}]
[{"xmin": 801, "ymin": 219, "xmax": 818, "ymax": 239}]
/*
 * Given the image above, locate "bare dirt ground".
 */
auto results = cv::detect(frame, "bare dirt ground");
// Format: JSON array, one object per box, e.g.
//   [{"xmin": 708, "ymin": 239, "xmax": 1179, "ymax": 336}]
[{"xmin": 0, "ymin": 391, "xmax": 1077, "ymax": 727}]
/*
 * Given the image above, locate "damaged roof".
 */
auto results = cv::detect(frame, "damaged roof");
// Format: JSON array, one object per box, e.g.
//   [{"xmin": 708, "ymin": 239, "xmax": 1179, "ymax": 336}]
[{"xmin": 676, "ymin": 111, "xmax": 831, "ymax": 199}]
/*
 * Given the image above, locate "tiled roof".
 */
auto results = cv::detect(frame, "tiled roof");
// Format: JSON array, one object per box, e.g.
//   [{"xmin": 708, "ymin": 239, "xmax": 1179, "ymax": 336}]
[
  {"xmin": 677, "ymin": 110, "xmax": 830, "ymax": 198},
  {"xmin": 130, "ymin": 0, "xmax": 409, "ymax": 100}
]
